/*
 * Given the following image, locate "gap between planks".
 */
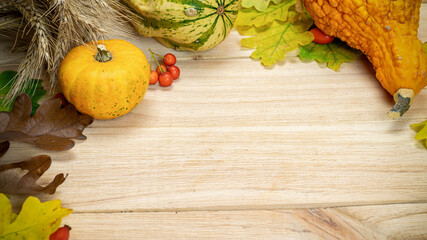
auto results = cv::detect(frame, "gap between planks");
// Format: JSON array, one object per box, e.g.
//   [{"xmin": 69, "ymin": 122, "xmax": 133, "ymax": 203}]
[{"xmin": 70, "ymin": 201, "xmax": 427, "ymax": 214}]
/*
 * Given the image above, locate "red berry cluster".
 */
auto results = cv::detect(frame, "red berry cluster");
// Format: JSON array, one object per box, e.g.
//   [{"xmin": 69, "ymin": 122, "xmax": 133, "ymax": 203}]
[{"xmin": 148, "ymin": 49, "xmax": 180, "ymax": 87}]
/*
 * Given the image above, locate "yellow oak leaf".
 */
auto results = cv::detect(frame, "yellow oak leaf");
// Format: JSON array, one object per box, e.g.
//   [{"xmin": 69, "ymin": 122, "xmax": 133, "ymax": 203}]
[
  {"xmin": 0, "ymin": 195, "xmax": 11, "ymax": 236},
  {"xmin": 241, "ymin": 12, "xmax": 313, "ymax": 65},
  {"xmin": 241, "ymin": 0, "xmax": 284, "ymax": 12},
  {"xmin": 236, "ymin": 0, "xmax": 296, "ymax": 27},
  {"xmin": 0, "ymin": 194, "xmax": 72, "ymax": 239},
  {"xmin": 410, "ymin": 120, "xmax": 427, "ymax": 149},
  {"xmin": 236, "ymin": 23, "xmax": 272, "ymax": 36}
]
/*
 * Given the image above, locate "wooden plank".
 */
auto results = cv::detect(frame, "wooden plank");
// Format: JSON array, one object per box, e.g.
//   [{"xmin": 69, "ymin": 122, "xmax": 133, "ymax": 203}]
[
  {"xmin": 341, "ymin": 204, "xmax": 427, "ymax": 240},
  {"xmin": 3, "ymin": 0, "xmax": 427, "ymax": 212},
  {"xmin": 7, "ymin": 54, "xmax": 427, "ymax": 211},
  {"xmin": 62, "ymin": 204, "xmax": 427, "ymax": 240}
]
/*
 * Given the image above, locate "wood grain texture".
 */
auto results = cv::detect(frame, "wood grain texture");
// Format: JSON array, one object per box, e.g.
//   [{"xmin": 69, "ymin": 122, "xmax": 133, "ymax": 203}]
[
  {"xmin": 1, "ymin": 4, "xmax": 427, "ymax": 240},
  {"xmin": 63, "ymin": 204, "xmax": 427, "ymax": 240},
  {"xmin": 5, "ymin": 5, "xmax": 427, "ymax": 213},
  {"xmin": 7, "ymin": 55, "xmax": 427, "ymax": 211}
]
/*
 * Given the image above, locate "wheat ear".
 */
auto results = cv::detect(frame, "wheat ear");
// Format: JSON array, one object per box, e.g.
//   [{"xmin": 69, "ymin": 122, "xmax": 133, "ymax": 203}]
[
  {"xmin": 0, "ymin": 2, "xmax": 17, "ymax": 14},
  {"xmin": 3, "ymin": 0, "xmax": 53, "ymax": 104},
  {"xmin": 0, "ymin": 14, "xmax": 22, "ymax": 38}
]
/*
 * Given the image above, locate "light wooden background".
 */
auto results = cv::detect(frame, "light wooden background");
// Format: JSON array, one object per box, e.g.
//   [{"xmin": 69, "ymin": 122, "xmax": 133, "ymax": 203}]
[{"xmin": 1, "ymin": 5, "xmax": 427, "ymax": 240}]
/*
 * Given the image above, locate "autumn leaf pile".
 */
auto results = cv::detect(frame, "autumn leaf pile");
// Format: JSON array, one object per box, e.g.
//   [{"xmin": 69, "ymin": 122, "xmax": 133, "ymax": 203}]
[{"xmin": 235, "ymin": 0, "xmax": 362, "ymax": 69}]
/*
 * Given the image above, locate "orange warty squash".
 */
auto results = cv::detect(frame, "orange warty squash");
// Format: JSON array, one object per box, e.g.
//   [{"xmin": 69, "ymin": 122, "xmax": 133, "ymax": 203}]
[
  {"xmin": 304, "ymin": 0, "xmax": 427, "ymax": 119},
  {"xmin": 58, "ymin": 39, "xmax": 150, "ymax": 119}
]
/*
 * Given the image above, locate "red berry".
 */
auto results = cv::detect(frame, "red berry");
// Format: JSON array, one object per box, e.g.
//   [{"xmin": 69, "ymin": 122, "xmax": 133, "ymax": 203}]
[
  {"xmin": 159, "ymin": 72, "xmax": 173, "ymax": 87},
  {"xmin": 310, "ymin": 28, "xmax": 334, "ymax": 44},
  {"xmin": 163, "ymin": 53, "xmax": 177, "ymax": 66},
  {"xmin": 53, "ymin": 93, "xmax": 68, "ymax": 107},
  {"xmin": 149, "ymin": 70, "xmax": 158, "ymax": 84},
  {"xmin": 156, "ymin": 65, "xmax": 167, "ymax": 74},
  {"xmin": 168, "ymin": 65, "xmax": 180, "ymax": 80},
  {"xmin": 50, "ymin": 225, "xmax": 71, "ymax": 240}
]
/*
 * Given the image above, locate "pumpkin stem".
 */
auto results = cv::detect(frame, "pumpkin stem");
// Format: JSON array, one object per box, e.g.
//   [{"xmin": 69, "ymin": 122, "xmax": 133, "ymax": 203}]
[
  {"xmin": 387, "ymin": 88, "xmax": 414, "ymax": 119},
  {"xmin": 95, "ymin": 44, "xmax": 112, "ymax": 62}
]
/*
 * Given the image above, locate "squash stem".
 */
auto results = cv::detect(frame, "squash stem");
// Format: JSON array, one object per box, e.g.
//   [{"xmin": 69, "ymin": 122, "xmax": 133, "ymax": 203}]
[
  {"xmin": 148, "ymin": 48, "xmax": 164, "ymax": 58},
  {"xmin": 387, "ymin": 88, "xmax": 414, "ymax": 119},
  {"xmin": 95, "ymin": 44, "xmax": 112, "ymax": 62}
]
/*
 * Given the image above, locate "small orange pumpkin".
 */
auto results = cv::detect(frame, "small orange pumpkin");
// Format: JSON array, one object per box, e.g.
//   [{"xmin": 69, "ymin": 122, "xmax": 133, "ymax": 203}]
[{"xmin": 58, "ymin": 39, "xmax": 150, "ymax": 119}]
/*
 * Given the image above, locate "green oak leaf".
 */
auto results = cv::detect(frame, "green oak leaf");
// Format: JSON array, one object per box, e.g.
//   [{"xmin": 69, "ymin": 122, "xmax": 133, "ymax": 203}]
[
  {"xmin": 241, "ymin": 0, "xmax": 284, "ymax": 12},
  {"xmin": 299, "ymin": 41, "xmax": 362, "ymax": 71},
  {"xmin": 236, "ymin": 0, "xmax": 296, "ymax": 27},
  {"xmin": 241, "ymin": 11, "xmax": 313, "ymax": 65},
  {"xmin": 0, "ymin": 194, "xmax": 72, "ymax": 239},
  {"xmin": 410, "ymin": 120, "xmax": 427, "ymax": 149},
  {"xmin": 0, "ymin": 71, "xmax": 46, "ymax": 115}
]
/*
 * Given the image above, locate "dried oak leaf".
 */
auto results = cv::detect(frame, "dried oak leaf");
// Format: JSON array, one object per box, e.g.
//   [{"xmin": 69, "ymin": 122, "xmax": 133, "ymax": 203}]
[
  {"xmin": 0, "ymin": 141, "xmax": 66, "ymax": 195},
  {"xmin": 0, "ymin": 93, "xmax": 93, "ymax": 151}
]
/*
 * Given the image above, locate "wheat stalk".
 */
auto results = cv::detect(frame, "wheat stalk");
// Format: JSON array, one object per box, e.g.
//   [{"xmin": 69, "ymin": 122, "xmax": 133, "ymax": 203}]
[
  {"xmin": 0, "ymin": 14, "xmax": 22, "ymax": 38},
  {"xmin": 3, "ymin": 0, "xmax": 54, "ymax": 104},
  {"xmin": 48, "ymin": 0, "xmax": 76, "ymax": 90},
  {"xmin": 0, "ymin": 2, "xmax": 16, "ymax": 14}
]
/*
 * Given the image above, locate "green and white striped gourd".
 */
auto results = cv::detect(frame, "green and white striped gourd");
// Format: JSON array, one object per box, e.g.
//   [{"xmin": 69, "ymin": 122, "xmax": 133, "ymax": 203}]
[{"xmin": 125, "ymin": 0, "xmax": 241, "ymax": 51}]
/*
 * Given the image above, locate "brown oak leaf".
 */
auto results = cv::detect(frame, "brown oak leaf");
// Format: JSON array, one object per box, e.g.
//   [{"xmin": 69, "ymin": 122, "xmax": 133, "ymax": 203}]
[
  {"xmin": 0, "ymin": 93, "xmax": 93, "ymax": 151},
  {"xmin": 0, "ymin": 141, "xmax": 66, "ymax": 195}
]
